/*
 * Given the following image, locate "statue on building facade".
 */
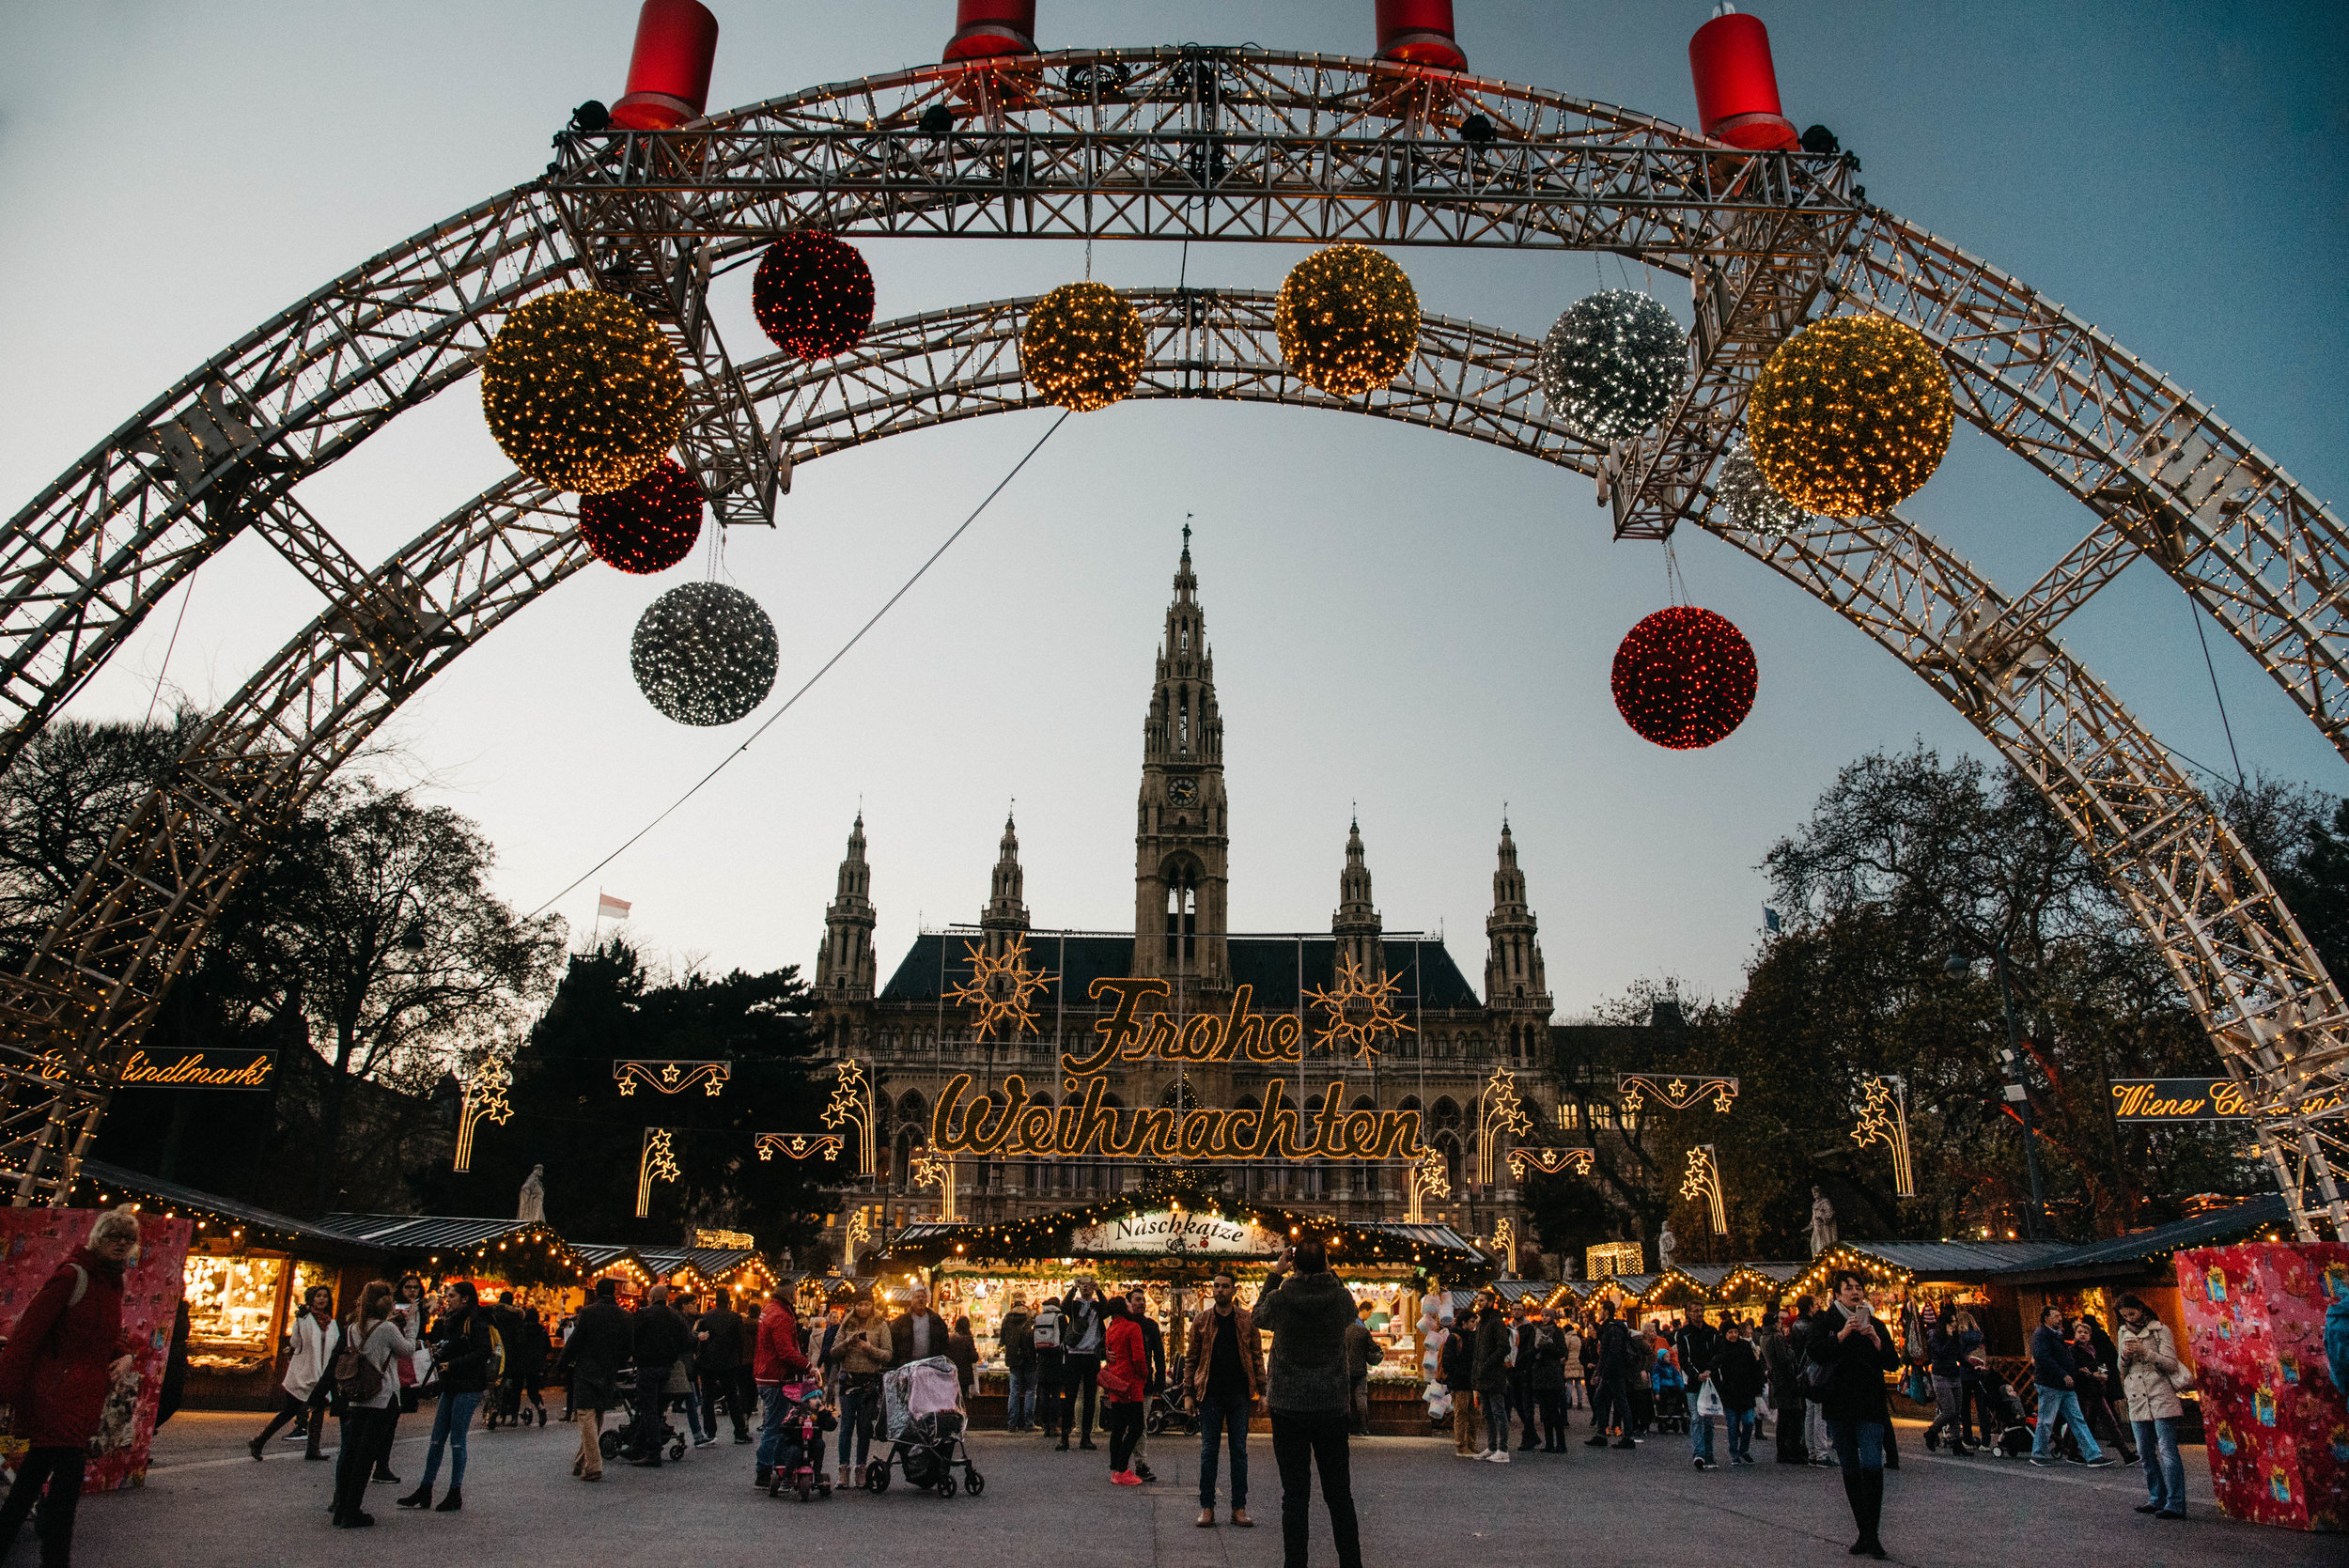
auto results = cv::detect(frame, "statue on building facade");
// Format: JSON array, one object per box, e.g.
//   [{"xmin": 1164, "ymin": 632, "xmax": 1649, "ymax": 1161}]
[
  {"xmin": 1809, "ymin": 1186, "xmax": 1837, "ymax": 1257},
  {"xmin": 518, "ymin": 1163, "xmax": 546, "ymax": 1224}
]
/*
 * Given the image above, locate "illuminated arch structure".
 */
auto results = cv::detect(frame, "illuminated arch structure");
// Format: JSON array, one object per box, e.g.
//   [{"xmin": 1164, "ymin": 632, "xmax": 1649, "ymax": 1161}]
[{"xmin": 1, "ymin": 46, "xmax": 2343, "ymax": 1237}]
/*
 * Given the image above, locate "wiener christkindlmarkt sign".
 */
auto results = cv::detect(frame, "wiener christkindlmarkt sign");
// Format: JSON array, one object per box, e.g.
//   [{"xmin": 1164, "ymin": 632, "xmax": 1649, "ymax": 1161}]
[
  {"xmin": 2108, "ymin": 1077, "xmax": 2347, "ymax": 1122},
  {"xmin": 37, "ymin": 1048, "xmax": 277, "ymax": 1090},
  {"xmin": 928, "ymin": 977, "xmax": 1423, "ymax": 1160}
]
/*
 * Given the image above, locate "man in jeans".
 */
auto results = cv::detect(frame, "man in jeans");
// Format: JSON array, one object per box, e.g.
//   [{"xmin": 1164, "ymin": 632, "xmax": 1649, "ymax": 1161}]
[
  {"xmin": 1058, "ymin": 1279, "xmax": 1105, "ymax": 1452},
  {"xmin": 997, "ymin": 1296, "xmax": 1036, "ymax": 1432},
  {"xmin": 1677, "ymin": 1308, "xmax": 1722, "ymax": 1469},
  {"xmin": 1256, "ymin": 1240, "xmax": 1362, "ymax": 1568},
  {"xmin": 1189, "ymin": 1270, "xmax": 1263, "ymax": 1529},
  {"xmin": 2029, "ymin": 1305, "xmax": 2114, "ymax": 1468},
  {"xmin": 1581, "ymin": 1301, "xmax": 1637, "ymax": 1450}
]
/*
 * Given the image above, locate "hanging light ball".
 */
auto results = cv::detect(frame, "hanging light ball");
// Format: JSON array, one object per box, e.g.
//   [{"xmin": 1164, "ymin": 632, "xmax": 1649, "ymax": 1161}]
[
  {"xmin": 481, "ymin": 289, "xmax": 688, "ymax": 495},
  {"xmin": 1274, "ymin": 243, "xmax": 1420, "ymax": 398},
  {"xmin": 751, "ymin": 232, "xmax": 877, "ymax": 361},
  {"xmin": 630, "ymin": 582, "xmax": 779, "ymax": 726},
  {"xmin": 578, "ymin": 458, "xmax": 704, "ymax": 574},
  {"xmin": 1534, "ymin": 289, "xmax": 1688, "ymax": 442},
  {"xmin": 1747, "ymin": 314, "xmax": 1952, "ymax": 517},
  {"xmin": 1019, "ymin": 282, "xmax": 1147, "ymax": 412},
  {"xmin": 1610, "ymin": 606, "xmax": 1757, "ymax": 750},
  {"xmin": 1717, "ymin": 438, "xmax": 1809, "ymax": 538}
]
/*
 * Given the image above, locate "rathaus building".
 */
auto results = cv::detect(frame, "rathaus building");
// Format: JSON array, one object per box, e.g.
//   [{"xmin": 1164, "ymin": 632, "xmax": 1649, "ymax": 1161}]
[{"xmin": 812, "ymin": 536, "xmax": 1558, "ymax": 1257}]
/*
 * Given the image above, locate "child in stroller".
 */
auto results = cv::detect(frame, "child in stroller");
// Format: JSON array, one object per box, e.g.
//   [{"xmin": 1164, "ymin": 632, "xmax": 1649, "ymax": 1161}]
[
  {"xmin": 765, "ymin": 1379, "xmax": 837, "ymax": 1501},
  {"xmin": 1973, "ymin": 1367, "xmax": 2033, "ymax": 1457},
  {"xmin": 1145, "ymin": 1352, "xmax": 1198, "ymax": 1436},
  {"xmin": 599, "ymin": 1366, "xmax": 688, "ymax": 1464},
  {"xmin": 864, "ymin": 1356, "xmax": 986, "ymax": 1498}
]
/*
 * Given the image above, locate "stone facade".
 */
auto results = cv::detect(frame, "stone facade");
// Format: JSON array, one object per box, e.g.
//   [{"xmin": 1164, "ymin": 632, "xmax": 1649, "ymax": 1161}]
[{"xmin": 813, "ymin": 536, "xmax": 1557, "ymax": 1255}]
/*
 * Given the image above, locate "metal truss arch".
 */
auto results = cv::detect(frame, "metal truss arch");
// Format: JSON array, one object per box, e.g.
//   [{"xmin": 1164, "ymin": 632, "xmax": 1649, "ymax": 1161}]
[{"xmin": 3, "ymin": 287, "xmax": 2341, "ymax": 1242}]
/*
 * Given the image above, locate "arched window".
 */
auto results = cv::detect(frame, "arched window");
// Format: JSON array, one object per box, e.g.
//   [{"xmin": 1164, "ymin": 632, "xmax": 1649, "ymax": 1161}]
[{"xmin": 1162, "ymin": 858, "xmax": 1200, "ymax": 963}]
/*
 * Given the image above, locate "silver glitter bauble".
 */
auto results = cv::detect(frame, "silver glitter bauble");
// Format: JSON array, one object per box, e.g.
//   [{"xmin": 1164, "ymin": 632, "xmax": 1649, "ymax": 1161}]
[
  {"xmin": 1719, "ymin": 439, "xmax": 1811, "ymax": 538},
  {"xmin": 630, "ymin": 582, "xmax": 779, "ymax": 726},
  {"xmin": 1534, "ymin": 289, "xmax": 1688, "ymax": 442}
]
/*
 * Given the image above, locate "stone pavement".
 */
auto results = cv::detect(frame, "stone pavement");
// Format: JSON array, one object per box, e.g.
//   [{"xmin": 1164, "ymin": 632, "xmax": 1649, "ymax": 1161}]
[{"xmin": 67, "ymin": 1409, "xmax": 2335, "ymax": 1566}]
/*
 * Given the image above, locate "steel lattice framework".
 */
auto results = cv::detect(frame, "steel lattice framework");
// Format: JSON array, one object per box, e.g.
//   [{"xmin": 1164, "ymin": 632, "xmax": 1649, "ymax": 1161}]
[{"xmin": 1, "ymin": 48, "xmax": 2342, "ymax": 1238}]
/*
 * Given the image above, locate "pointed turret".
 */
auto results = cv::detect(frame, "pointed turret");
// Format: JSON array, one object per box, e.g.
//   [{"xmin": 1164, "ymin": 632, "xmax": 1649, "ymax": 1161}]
[
  {"xmin": 1332, "ymin": 814, "xmax": 1384, "ymax": 981},
  {"xmin": 1132, "ymin": 528, "xmax": 1230, "ymax": 991},
  {"xmin": 1485, "ymin": 817, "xmax": 1553, "ymax": 1065},
  {"xmin": 980, "ymin": 809, "xmax": 1031, "ymax": 956},
  {"xmin": 815, "ymin": 812, "xmax": 879, "ymax": 1001}
]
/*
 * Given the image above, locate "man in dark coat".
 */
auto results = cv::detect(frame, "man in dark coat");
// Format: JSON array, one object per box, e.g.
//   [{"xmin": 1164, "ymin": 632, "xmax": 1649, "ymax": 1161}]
[
  {"xmin": 887, "ymin": 1281, "xmax": 952, "ymax": 1368},
  {"xmin": 1806, "ymin": 1269, "xmax": 1905, "ymax": 1559},
  {"xmin": 695, "ymin": 1292, "xmax": 752, "ymax": 1442},
  {"xmin": 1714, "ymin": 1317, "xmax": 1767, "ymax": 1465},
  {"xmin": 1583, "ymin": 1301, "xmax": 1637, "ymax": 1450},
  {"xmin": 1255, "ymin": 1240, "xmax": 1362, "ymax": 1568},
  {"xmin": 626, "ymin": 1284, "xmax": 694, "ymax": 1467},
  {"xmin": 1057, "ymin": 1279, "xmax": 1106, "ymax": 1451},
  {"xmin": 558, "ymin": 1278, "xmax": 633, "ymax": 1481}
]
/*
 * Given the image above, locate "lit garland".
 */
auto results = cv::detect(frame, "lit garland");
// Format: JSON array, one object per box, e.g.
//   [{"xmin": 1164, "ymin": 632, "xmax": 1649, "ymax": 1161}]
[
  {"xmin": 480, "ymin": 289, "xmax": 687, "ymax": 495},
  {"xmin": 578, "ymin": 458, "xmax": 703, "ymax": 573},
  {"xmin": 1304, "ymin": 953, "xmax": 1415, "ymax": 1061},
  {"xmin": 1533, "ymin": 289, "xmax": 1688, "ymax": 442},
  {"xmin": 1274, "ymin": 244, "xmax": 1420, "ymax": 397},
  {"xmin": 1610, "ymin": 606, "xmax": 1757, "ymax": 750},
  {"xmin": 1747, "ymin": 314, "xmax": 1952, "ymax": 517},
  {"xmin": 1717, "ymin": 437, "xmax": 1809, "ymax": 538},
  {"xmin": 630, "ymin": 582, "xmax": 779, "ymax": 726},
  {"xmin": 1019, "ymin": 281, "xmax": 1147, "ymax": 411},
  {"xmin": 751, "ymin": 232, "xmax": 877, "ymax": 361}
]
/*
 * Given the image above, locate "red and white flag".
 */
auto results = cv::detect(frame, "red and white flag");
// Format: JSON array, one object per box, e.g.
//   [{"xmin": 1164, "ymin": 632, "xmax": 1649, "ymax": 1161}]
[{"xmin": 597, "ymin": 893, "xmax": 631, "ymax": 921}]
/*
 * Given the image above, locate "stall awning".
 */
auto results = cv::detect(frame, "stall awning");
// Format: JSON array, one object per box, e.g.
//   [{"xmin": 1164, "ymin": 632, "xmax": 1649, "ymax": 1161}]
[
  {"xmin": 1996, "ymin": 1196, "xmax": 2289, "ymax": 1286},
  {"xmin": 317, "ymin": 1213, "xmax": 583, "ymax": 1281},
  {"xmin": 79, "ymin": 1160, "xmax": 391, "ymax": 1265}
]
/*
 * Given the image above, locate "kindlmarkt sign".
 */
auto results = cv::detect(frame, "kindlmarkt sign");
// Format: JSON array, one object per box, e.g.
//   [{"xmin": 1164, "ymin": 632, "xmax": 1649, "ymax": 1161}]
[
  {"xmin": 38, "ymin": 1048, "xmax": 277, "ymax": 1091},
  {"xmin": 1067, "ymin": 1208, "xmax": 1284, "ymax": 1258}
]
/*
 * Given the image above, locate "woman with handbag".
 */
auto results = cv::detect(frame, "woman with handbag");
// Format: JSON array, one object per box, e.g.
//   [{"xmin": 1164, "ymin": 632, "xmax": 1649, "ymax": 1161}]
[
  {"xmin": 372, "ymin": 1276, "xmax": 430, "ymax": 1485},
  {"xmin": 2114, "ymin": 1296, "xmax": 2189, "ymax": 1520},
  {"xmin": 1099, "ymin": 1295, "xmax": 1150, "ymax": 1484},
  {"xmin": 331, "ymin": 1281, "xmax": 414, "ymax": 1529}
]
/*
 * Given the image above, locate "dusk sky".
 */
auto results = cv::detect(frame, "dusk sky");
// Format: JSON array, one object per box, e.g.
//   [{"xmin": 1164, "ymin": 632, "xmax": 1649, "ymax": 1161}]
[{"xmin": 3, "ymin": 1, "xmax": 2342, "ymax": 1017}]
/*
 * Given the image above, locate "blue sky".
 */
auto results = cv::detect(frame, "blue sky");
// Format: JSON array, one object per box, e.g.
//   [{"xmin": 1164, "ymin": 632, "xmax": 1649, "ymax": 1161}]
[{"xmin": 2, "ymin": 1, "xmax": 2341, "ymax": 1014}]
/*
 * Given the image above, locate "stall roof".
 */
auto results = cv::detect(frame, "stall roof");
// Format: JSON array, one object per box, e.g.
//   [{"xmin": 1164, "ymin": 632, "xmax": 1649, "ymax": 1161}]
[
  {"xmin": 2000, "ymin": 1196, "xmax": 2290, "ymax": 1284},
  {"xmin": 571, "ymin": 1244, "xmax": 651, "ymax": 1274},
  {"xmin": 318, "ymin": 1214, "xmax": 550, "ymax": 1250},
  {"xmin": 1672, "ymin": 1265, "xmax": 1735, "ymax": 1290},
  {"xmin": 79, "ymin": 1160, "xmax": 390, "ymax": 1264}
]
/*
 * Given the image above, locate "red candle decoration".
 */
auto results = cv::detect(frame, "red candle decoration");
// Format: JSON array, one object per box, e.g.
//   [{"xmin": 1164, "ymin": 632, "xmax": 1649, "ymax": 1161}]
[
  {"xmin": 751, "ymin": 232, "xmax": 877, "ymax": 361},
  {"xmin": 1610, "ymin": 606, "xmax": 1757, "ymax": 749},
  {"xmin": 577, "ymin": 458, "xmax": 703, "ymax": 573}
]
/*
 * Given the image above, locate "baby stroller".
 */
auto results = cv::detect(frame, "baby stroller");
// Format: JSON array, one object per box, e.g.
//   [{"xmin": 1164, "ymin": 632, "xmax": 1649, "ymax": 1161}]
[
  {"xmin": 1975, "ymin": 1368, "xmax": 2033, "ymax": 1457},
  {"xmin": 765, "ymin": 1379, "xmax": 837, "ymax": 1503},
  {"xmin": 599, "ymin": 1366, "xmax": 688, "ymax": 1463},
  {"xmin": 1145, "ymin": 1353, "xmax": 1198, "ymax": 1436},
  {"xmin": 865, "ymin": 1357, "xmax": 985, "ymax": 1498}
]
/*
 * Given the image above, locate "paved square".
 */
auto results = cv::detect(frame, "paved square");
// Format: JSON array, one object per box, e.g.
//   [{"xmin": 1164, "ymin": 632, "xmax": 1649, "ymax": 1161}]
[{"xmin": 79, "ymin": 1410, "xmax": 2331, "ymax": 1566}]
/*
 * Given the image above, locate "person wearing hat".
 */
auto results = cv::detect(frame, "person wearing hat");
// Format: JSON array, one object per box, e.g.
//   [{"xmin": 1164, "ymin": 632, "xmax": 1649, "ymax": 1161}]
[{"xmin": 557, "ymin": 1278, "xmax": 633, "ymax": 1483}]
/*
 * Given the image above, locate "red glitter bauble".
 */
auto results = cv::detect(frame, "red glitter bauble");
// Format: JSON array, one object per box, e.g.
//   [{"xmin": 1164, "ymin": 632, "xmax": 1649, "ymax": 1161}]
[
  {"xmin": 577, "ymin": 458, "xmax": 703, "ymax": 574},
  {"xmin": 1610, "ymin": 606, "xmax": 1757, "ymax": 750},
  {"xmin": 751, "ymin": 232, "xmax": 876, "ymax": 360}
]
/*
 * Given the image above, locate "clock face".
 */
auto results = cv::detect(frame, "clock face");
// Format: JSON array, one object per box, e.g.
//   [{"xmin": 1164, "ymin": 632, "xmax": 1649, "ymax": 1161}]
[{"xmin": 1167, "ymin": 776, "xmax": 1199, "ymax": 806}]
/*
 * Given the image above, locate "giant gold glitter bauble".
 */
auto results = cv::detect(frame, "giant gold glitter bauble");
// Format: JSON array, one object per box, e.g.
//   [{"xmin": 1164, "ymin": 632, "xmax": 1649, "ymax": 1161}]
[
  {"xmin": 1747, "ymin": 314, "xmax": 1951, "ymax": 517},
  {"xmin": 1534, "ymin": 289, "xmax": 1687, "ymax": 442},
  {"xmin": 630, "ymin": 582, "xmax": 779, "ymax": 726},
  {"xmin": 482, "ymin": 290, "xmax": 689, "ymax": 495},
  {"xmin": 1611, "ymin": 606, "xmax": 1757, "ymax": 750},
  {"xmin": 1274, "ymin": 244, "xmax": 1420, "ymax": 397},
  {"xmin": 1020, "ymin": 281, "xmax": 1148, "ymax": 412}
]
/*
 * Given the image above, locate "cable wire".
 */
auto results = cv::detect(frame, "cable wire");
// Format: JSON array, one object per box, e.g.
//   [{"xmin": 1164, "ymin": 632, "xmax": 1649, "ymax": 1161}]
[
  {"xmin": 527, "ymin": 409, "xmax": 1074, "ymax": 919},
  {"xmin": 2187, "ymin": 592, "xmax": 2247, "ymax": 789}
]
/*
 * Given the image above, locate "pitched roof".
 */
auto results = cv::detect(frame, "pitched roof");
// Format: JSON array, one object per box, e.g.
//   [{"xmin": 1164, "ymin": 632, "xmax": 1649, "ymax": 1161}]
[
  {"xmin": 2002, "ymin": 1196, "xmax": 2290, "ymax": 1281},
  {"xmin": 316, "ymin": 1213, "xmax": 548, "ymax": 1251},
  {"xmin": 879, "ymin": 931, "xmax": 1483, "ymax": 1012},
  {"xmin": 78, "ymin": 1160, "xmax": 390, "ymax": 1262}
]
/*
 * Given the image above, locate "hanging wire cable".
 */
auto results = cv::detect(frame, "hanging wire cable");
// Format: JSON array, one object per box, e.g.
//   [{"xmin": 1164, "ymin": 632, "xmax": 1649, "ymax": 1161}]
[
  {"xmin": 528, "ymin": 410, "xmax": 1074, "ymax": 919},
  {"xmin": 2187, "ymin": 592, "xmax": 2247, "ymax": 789},
  {"xmin": 143, "ymin": 580, "xmax": 196, "ymax": 725}
]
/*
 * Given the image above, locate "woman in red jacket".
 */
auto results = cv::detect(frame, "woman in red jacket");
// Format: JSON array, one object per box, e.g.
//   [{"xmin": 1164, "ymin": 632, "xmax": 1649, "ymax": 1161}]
[
  {"xmin": 0, "ymin": 1206, "xmax": 145, "ymax": 1566},
  {"xmin": 1098, "ymin": 1294, "xmax": 1150, "ymax": 1486}
]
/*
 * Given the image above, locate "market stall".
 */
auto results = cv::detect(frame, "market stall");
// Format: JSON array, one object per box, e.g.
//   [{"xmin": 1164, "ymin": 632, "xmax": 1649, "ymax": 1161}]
[
  {"xmin": 1718, "ymin": 1262, "xmax": 1805, "ymax": 1314},
  {"xmin": 883, "ymin": 1196, "xmax": 1487, "ymax": 1435},
  {"xmin": 76, "ymin": 1160, "xmax": 393, "ymax": 1411},
  {"xmin": 571, "ymin": 1244, "xmax": 658, "ymax": 1302},
  {"xmin": 317, "ymin": 1212, "xmax": 589, "ymax": 1314}
]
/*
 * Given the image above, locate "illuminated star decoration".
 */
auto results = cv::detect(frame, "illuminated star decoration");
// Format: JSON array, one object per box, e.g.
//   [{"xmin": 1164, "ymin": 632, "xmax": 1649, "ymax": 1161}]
[
  {"xmin": 1492, "ymin": 1216, "xmax": 1516, "ymax": 1266},
  {"xmin": 1405, "ymin": 1141, "xmax": 1452, "ymax": 1221},
  {"xmin": 614, "ymin": 1060, "xmax": 731, "ymax": 1096},
  {"xmin": 635, "ymin": 1127, "xmax": 681, "ymax": 1219},
  {"xmin": 945, "ymin": 937, "xmax": 1056, "ymax": 1042},
  {"xmin": 755, "ymin": 1132, "xmax": 845, "ymax": 1162},
  {"xmin": 453, "ymin": 1049, "xmax": 514, "ymax": 1172},
  {"xmin": 910, "ymin": 1148, "xmax": 949, "ymax": 1192},
  {"xmin": 1680, "ymin": 1142, "xmax": 1727, "ymax": 1234},
  {"xmin": 845, "ymin": 1207, "xmax": 874, "ymax": 1256},
  {"xmin": 822, "ymin": 1059, "xmax": 877, "ymax": 1172},
  {"xmin": 1304, "ymin": 954, "xmax": 1415, "ymax": 1061},
  {"xmin": 1509, "ymin": 1146, "xmax": 1595, "ymax": 1178},
  {"xmin": 1617, "ymin": 1072, "xmax": 1741, "ymax": 1115},
  {"xmin": 1474, "ymin": 1065, "xmax": 1534, "ymax": 1185},
  {"xmin": 1851, "ymin": 1076, "xmax": 1915, "ymax": 1197}
]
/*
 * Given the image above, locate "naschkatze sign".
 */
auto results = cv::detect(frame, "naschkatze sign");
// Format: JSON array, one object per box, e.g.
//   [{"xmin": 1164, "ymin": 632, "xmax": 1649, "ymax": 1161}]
[{"xmin": 1067, "ymin": 1208, "xmax": 1283, "ymax": 1258}]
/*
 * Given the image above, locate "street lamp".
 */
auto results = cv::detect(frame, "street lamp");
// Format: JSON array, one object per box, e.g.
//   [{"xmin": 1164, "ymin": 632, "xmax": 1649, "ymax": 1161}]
[{"xmin": 1946, "ymin": 942, "xmax": 2047, "ymax": 1239}]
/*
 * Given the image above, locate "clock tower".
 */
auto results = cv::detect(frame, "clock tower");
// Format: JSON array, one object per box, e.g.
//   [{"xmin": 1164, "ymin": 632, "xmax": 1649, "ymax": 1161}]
[{"xmin": 1132, "ymin": 528, "xmax": 1229, "ymax": 996}]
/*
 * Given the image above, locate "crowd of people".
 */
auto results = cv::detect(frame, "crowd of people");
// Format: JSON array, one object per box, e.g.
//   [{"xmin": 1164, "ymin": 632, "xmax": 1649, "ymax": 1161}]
[{"xmin": 11, "ymin": 1203, "xmax": 2330, "ymax": 1565}]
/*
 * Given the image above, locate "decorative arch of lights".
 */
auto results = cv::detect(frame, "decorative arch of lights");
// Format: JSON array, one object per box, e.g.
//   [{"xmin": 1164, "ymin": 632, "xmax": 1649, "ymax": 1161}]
[{"xmin": 3, "ymin": 47, "xmax": 2344, "ymax": 1237}]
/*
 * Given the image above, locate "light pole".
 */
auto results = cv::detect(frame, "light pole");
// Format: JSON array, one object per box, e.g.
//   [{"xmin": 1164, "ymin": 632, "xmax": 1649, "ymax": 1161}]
[{"xmin": 1948, "ymin": 941, "xmax": 2046, "ymax": 1238}]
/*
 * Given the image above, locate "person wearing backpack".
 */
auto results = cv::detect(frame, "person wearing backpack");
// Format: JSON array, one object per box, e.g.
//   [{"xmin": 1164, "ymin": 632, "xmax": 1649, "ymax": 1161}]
[
  {"xmin": 0, "ymin": 1205, "xmax": 146, "ymax": 1568},
  {"xmin": 1031, "ymin": 1296, "xmax": 1069, "ymax": 1444},
  {"xmin": 998, "ymin": 1296, "xmax": 1037, "ymax": 1432},
  {"xmin": 399, "ymin": 1281, "xmax": 494, "ymax": 1513},
  {"xmin": 331, "ymin": 1281, "xmax": 415, "ymax": 1529}
]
